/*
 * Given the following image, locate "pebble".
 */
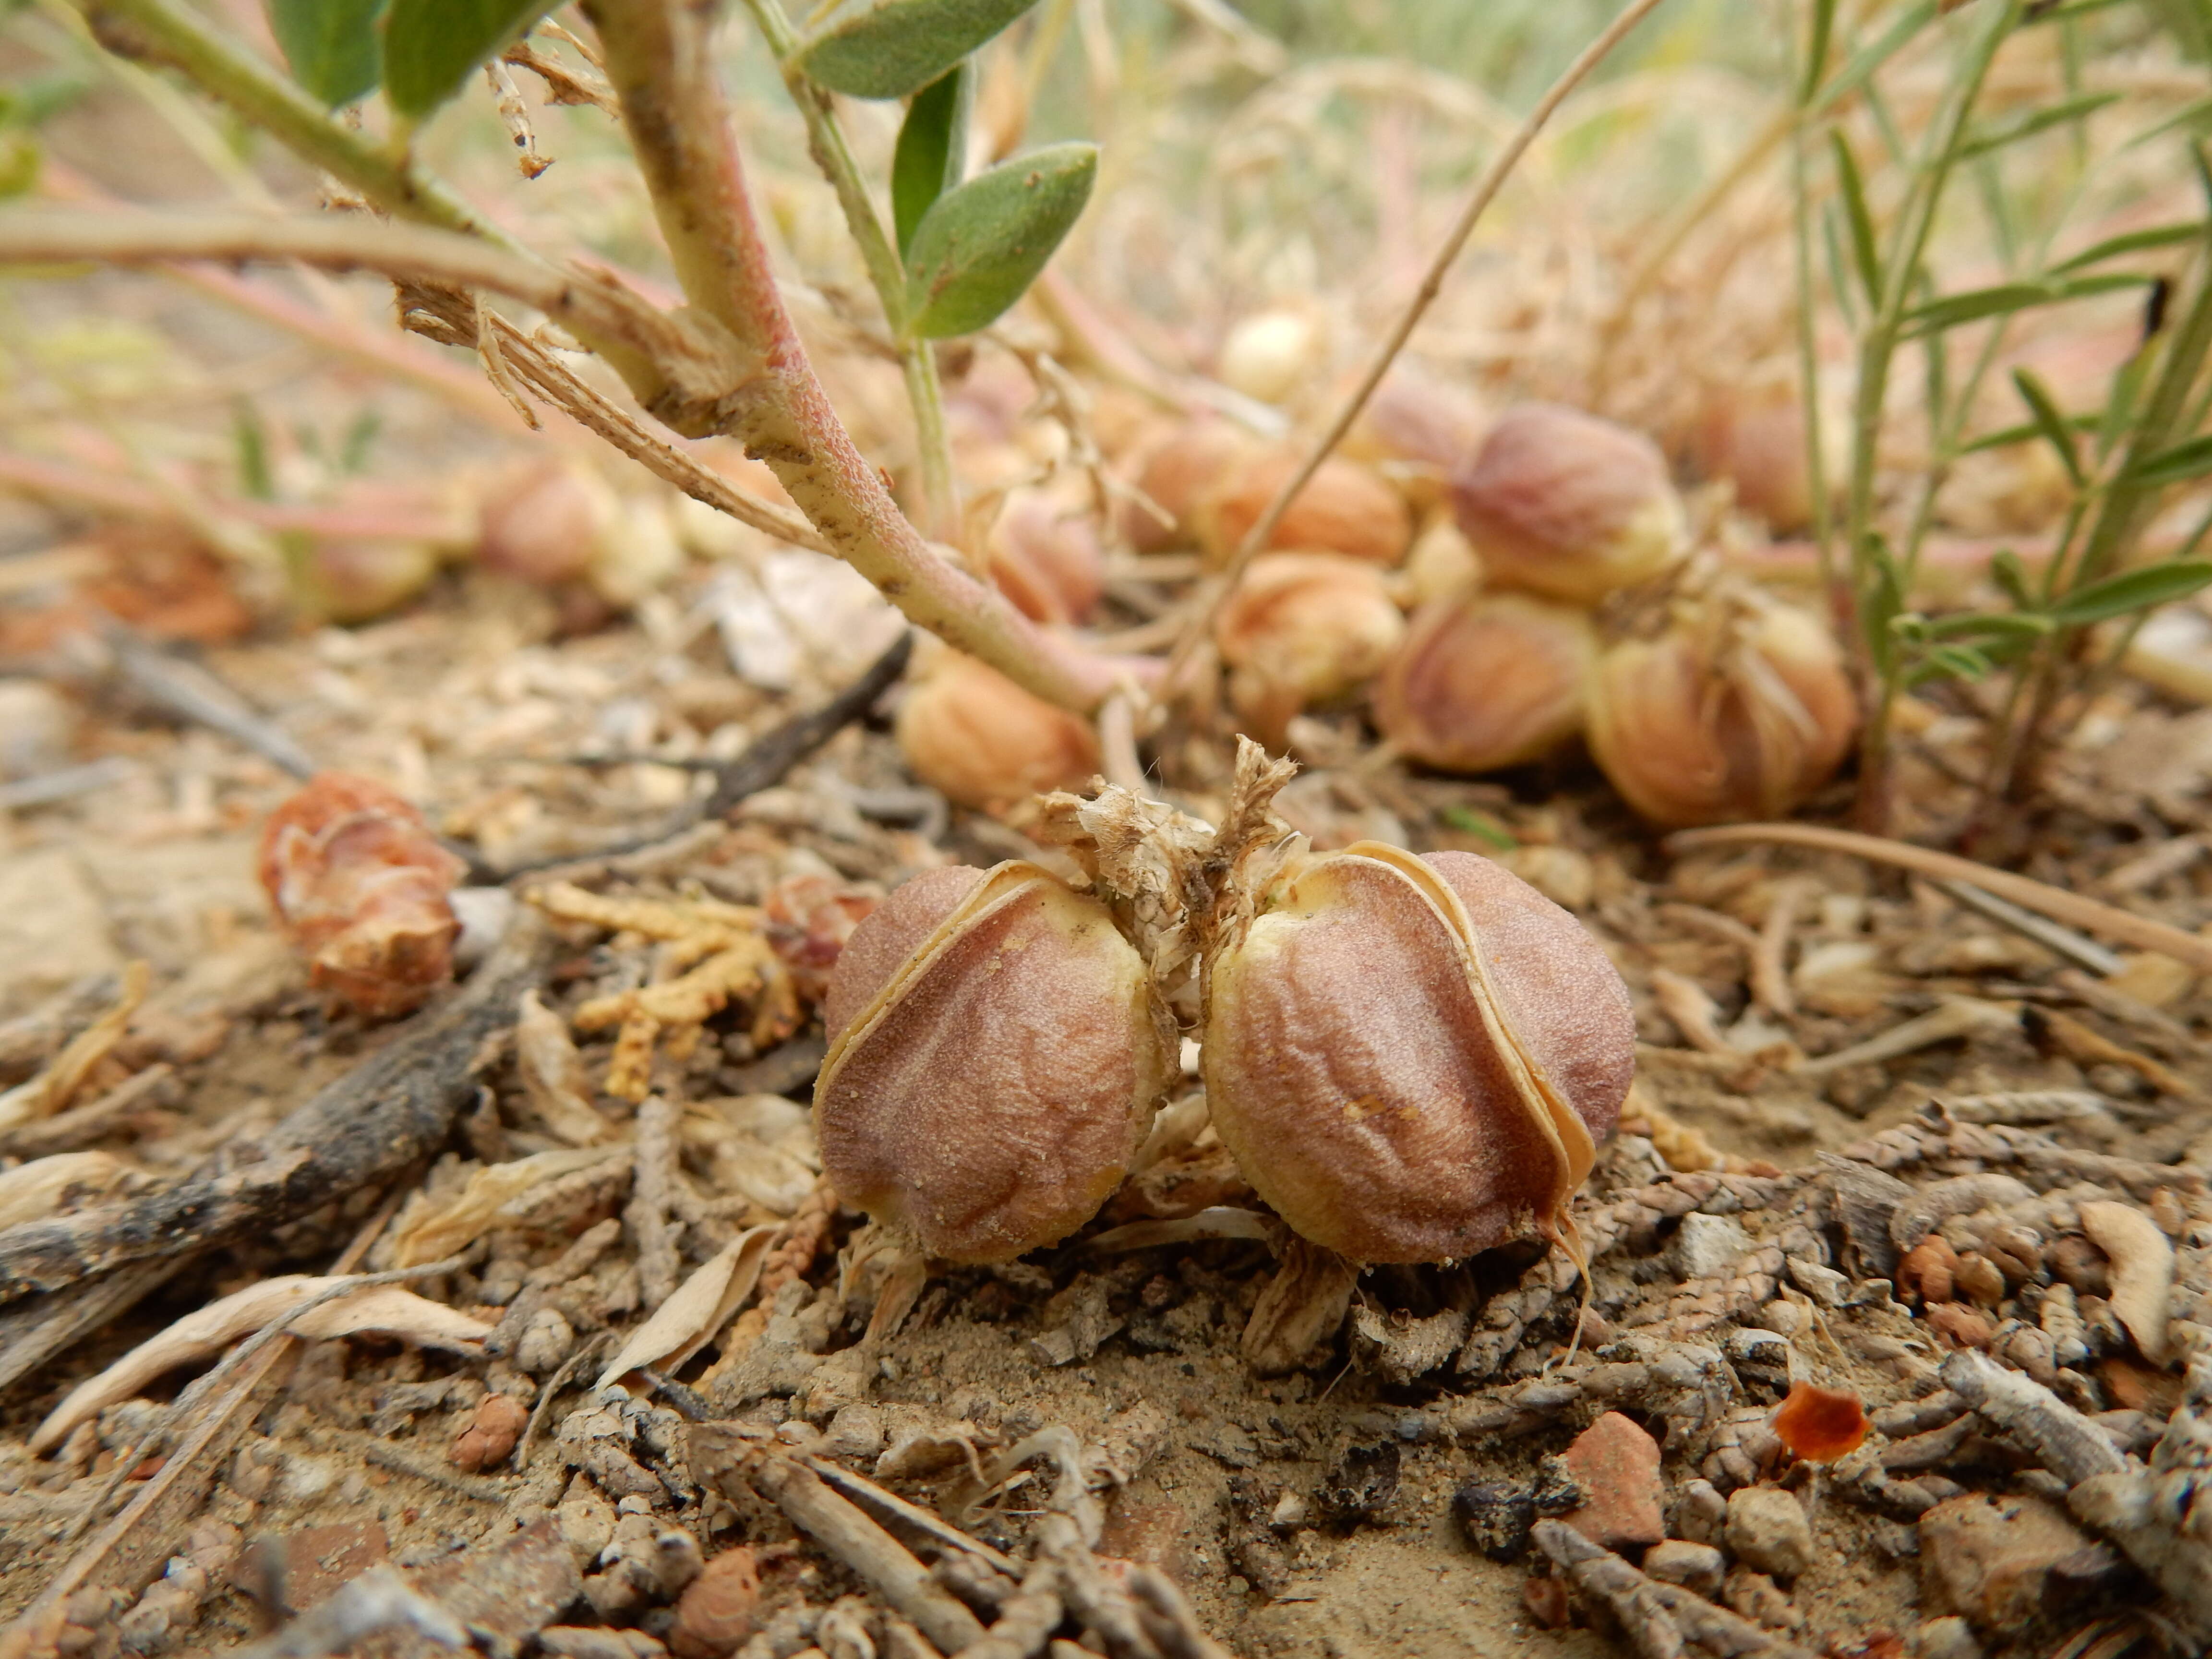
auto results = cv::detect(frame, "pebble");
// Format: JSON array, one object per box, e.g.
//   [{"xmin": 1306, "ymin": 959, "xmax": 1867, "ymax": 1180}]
[
  {"xmin": 1918, "ymin": 1492, "xmax": 2093, "ymax": 1636},
  {"xmin": 1671, "ymin": 1478, "xmax": 1729, "ymax": 1548},
  {"xmin": 1722, "ymin": 1567, "xmax": 1802, "ymax": 1632},
  {"xmin": 1724, "ymin": 1485, "xmax": 1814, "ymax": 1581},
  {"xmin": 1671, "ymin": 1213, "xmax": 1754, "ymax": 1281},
  {"xmin": 1912, "ymin": 1616, "xmax": 1984, "ymax": 1659},
  {"xmin": 1642, "ymin": 1539, "xmax": 1725, "ymax": 1597},
  {"xmin": 1558, "ymin": 1413, "xmax": 1665, "ymax": 1551}
]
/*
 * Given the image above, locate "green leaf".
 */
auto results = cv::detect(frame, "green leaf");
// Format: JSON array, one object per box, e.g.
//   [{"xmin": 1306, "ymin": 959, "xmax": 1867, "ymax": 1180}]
[
  {"xmin": 1909, "ymin": 643, "xmax": 1996, "ymax": 685},
  {"xmin": 1829, "ymin": 130, "xmax": 1881, "ymax": 307},
  {"xmin": 2050, "ymin": 220, "xmax": 2210, "ymax": 275},
  {"xmin": 892, "ymin": 62, "xmax": 971, "ymax": 260},
  {"xmin": 1923, "ymin": 610, "xmax": 2054, "ymax": 642},
  {"xmin": 233, "ymin": 401, "xmax": 274, "ymax": 501},
  {"xmin": 1902, "ymin": 272, "xmax": 2150, "ymax": 336},
  {"xmin": 903, "ymin": 142, "xmax": 1095, "ymax": 338},
  {"xmin": 1861, "ymin": 533, "xmax": 1905, "ymax": 673},
  {"xmin": 381, "ymin": 0, "xmax": 550, "ymax": 120},
  {"xmin": 1801, "ymin": 0, "xmax": 1837, "ymax": 102},
  {"xmin": 1813, "ymin": 0, "xmax": 1936, "ymax": 109},
  {"xmin": 2051, "ymin": 560, "xmax": 2212, "ymax": 625},
  {"xmin": 2010, "ymin": 366, "xmax": 2084, "ymax": 486},
  {"xmin": 2130, "ymin": 432, "xmax": 2212, "ymax": 487},
  {"xmin": 1961, "ymin": 91, "xmax": 2120, "ymax": 157},
  {"xmin": 1991, "ymin": 548, "xmax": 2036, "ymax": 610},
  {"xmin": 1442, "ymin": 805, "xmax": 1517, "ymax": 850},
  {"xmin": 794, "ymin": 0, "xmax": 1039, "ymax": 100},
  {"xmin": 269, "ymin": 0, "xmax": 386, "ymax": 107}
]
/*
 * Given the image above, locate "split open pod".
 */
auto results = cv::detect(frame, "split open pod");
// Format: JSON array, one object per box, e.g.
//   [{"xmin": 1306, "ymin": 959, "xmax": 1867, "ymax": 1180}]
[
  {"xmin": 816, "ymin": 862, "xmax": 1176, "ymax": 1263},
  {"xmin": 1202, "ymin": 843, "xmax": 1635, "ymax": 1265}
]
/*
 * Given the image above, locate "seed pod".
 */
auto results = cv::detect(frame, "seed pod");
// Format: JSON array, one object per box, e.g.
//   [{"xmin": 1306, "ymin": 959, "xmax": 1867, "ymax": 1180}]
[
  {"xmin": 1197, "ymin": 448, "xmax": 1412, "ymax": 570},
  {"xmin": 987, "ymin": 482, "xmax": 1104, "ymax": 625},
  {"xmin": 1586, "ymin": 598, "xmax": 1856, "ymax": 828},
  {"xmin": 1202, "ymin": 843, "xmax": 1634, "ymax": 1264},
  {"xmin": 1120, "ymin": 418, "xmax": 1256, "ymax": 552},
  {"xmin": 1451, "ymin": 404, "xmax": 1683, "ymax": 603},
  {"xmin": 1215, "ymin": 553, "xmax": 1406, "ymax": 744},
  {"xmin": 1219, "ymin": 306, "xmax": 1326, "ymax": 406},
  {"xmin": 817, "ymin": 862, "xmax": 1175, "ymax": 1262},
  {"xmin": 895, "ymin": 651, "xmax": 1101, "ymax": 812},
  {"xmin": 1373, "ymin": 592, "xmax": 1596, "ymax": 774}
]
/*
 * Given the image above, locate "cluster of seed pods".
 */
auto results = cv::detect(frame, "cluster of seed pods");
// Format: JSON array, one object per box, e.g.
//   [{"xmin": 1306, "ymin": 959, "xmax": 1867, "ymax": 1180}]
[{"xmin": 814, "ymin": 746, "xmax": 1636, "ymax": 1271}]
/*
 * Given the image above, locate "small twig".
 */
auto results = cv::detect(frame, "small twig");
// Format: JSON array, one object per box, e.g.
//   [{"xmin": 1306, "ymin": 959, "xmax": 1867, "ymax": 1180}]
[
  {"xmin": 1161, "ymin": 0, "xmax": 1670, "ymax": 697},
  {"xmin": 747, "ymin": 1455, "xmax": 988, "ymax": 1653},
  {"xmin": 1792, "ymin": 998, "xmax": 2018, "ymax": 1078},
  {"xmin": 1937, "ymin": 878, "xmax": 2124, "ymax": 976},
  {"xmin": 487, "ymin": 631, "xmax": 913, "ymax": 880},
  {"xmin": 1534, "ymin": 1520, "xmax": 1818, "ymax": 1659},
  {"xmin": 102, "ymin": 625, "xmax": 315, "ymax": 780},
  {"xmin": 517, "ymin": 1331, "xmax": 614, "ymax": 1474},
  {"xmin": 626, "ymin": 1094, "xmax": 684, "ymax": 1308},
  {"xmin": 1097, "ymin": 693, "xmax": 1150, "ymax": 796},
  {"xmin": 0, "ymin": 916, "xmax": 554, "ymax": 1305},
  {"xmin": 2, "ymin": 1180, "xmax": 412, "ymax": 1655},
  {"xmin": 801, "ymin": 1457, "xmax": 1023, "ymax": 1577},
  {"xmin": 0, "ymin": 757, "xmax": 137, "ymax": 813},
  {"xmin": 1668, "ymin": 822, "xmax": 2212, "ymax": 973},
  {"xmin": 57, "ymin": 1251, "xmax": 472, "ymax": 1544},
  {"xmin": 0, "ymin": 1063, "xmax": 176, "ymax": 1160},
  {"xmin": 1751, "ymin": 881, "xmax": 1803, "ymax": 1018}
]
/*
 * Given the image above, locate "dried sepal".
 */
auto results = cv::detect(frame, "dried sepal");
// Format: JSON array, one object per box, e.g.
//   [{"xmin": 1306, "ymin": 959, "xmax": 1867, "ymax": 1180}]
[
  {"xmin": 816, "ymin": 861, "xmax": 1175, "ymax": 1263},
  {"xmin": 1202, "ymin": 841, "xmax": 1634, "ymax": 1264},
  {"xmin": 1373, "ymin": 591, "xmax": 1595, "ymax": 773},
  {"xmin": 258, "ymin": 772, "xmax": 467, "ymax": 1019},
  {"xmin": 1587, "ymin": 592, "xmax": 1856, "ymax": 828}
]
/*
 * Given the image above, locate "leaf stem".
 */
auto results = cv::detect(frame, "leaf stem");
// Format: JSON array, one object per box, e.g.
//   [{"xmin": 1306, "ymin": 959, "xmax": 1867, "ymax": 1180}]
[{"xmin": 741, "ymin": 0, "xmax": 963, "ymax": 544}]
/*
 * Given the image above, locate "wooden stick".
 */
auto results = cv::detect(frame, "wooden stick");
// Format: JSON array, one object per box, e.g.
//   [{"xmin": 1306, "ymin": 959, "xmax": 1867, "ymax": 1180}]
[{"xmin": 1666, "ymin": 822, "xmax": 2212, "ymax": 974}]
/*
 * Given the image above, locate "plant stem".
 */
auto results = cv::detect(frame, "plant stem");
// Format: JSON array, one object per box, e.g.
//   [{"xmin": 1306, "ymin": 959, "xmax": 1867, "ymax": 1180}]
[
  {"xmin": 741, "ymin": 0, "xmax": 962, "ymax": 545},
  {"xmin": 74, "ymin": 0, "xmax": 672, "ymax": 405},
  {"xmin": 1841, "ymin": 0, "xmax": 2024, "ymax": 830},
  {"xmin": 579, "ymin": 0, "xmax": 1127, "ymax": 712}
]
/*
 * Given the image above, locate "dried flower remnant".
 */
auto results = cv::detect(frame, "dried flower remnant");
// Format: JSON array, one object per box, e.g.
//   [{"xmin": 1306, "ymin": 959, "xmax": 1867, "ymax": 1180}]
[
  {"xmin": 895, "ymin": 651, "xmax": 1102, "ymax": 812},
  {"xmin": 1768, "ymin": 1381, "xmax": 1868, "ymax": 1462},
  {"xmin": 761, "ymin": 872, "xmax": 880, "ymax": 1002},
  {"xmin": 1452, "ymin": 404, "xmax": 1684, "ymax": 603},
  {"xmin": 1202, "ymin": 842, "xmax": 1635, "ymax": 1264},
  {"xmin": 816, "ymin": 862, "xmax": 1176, "ymax": 1263},
  {"xmin": 258, "ymin": 772, "xmax": 468, "ymax": 1019},
  {"xmin": 1587, "ymin": 594, "xmax": 1857, "ymax": 828},
  {"xmin": 1373, "ymin": 591, "xmax": 1596, "ymax": 774}
]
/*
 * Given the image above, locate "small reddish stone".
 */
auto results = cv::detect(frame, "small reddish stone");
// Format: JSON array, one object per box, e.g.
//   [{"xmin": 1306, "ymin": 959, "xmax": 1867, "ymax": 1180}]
[
  {"xmin": 670, "ymin": 1548, "xmax": 763, "ymax": 1659},
  {"xmin": 450, "ymin": 1392, "xmax": 530, "ymax": 1472},
  {"xmin": 1558, "ymin": 1410, "xmax": 1665, "ymax": 1551},
  {"xmin": 1923, "ymin": 1302, "xmax": 1995, "ymax": 1350},
  {"xmin": 1768, "ymin": 1381, "xmax": 1868, "ymax": 1463},
  {"xmin": 1522, "ymin": 1575, "xmax": 1571, "ymax": 1629}
]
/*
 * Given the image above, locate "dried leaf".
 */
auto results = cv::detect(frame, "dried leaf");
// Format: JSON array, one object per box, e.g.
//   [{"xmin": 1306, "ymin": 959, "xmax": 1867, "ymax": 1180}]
[
  {"xmin": 0, "ymin": 960, "xmax": 151, "ymax": 1132},
  {"xmin": 0, "ymin": 1150, "xmax": 127, "ymax": 1229},
  {"xmin": 597, "ymin": 1225, "xmax": 779, "ymax": 1389},
  {"xmin": 31, "ymin": 1276, "xmax": 491, "ymax": 1453},
  {"xmin": 390, "ymin": 1145, "xmax": 626, "ymax": 1267},
  {"xmin": 516, "ymin": 989, "xmax": 611, "ymax": 1145}
]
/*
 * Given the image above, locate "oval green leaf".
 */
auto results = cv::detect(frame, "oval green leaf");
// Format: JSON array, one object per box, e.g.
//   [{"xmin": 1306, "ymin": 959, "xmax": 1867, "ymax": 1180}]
[
  {"xmin": 269, "ymin": 0, "xmax": 386, "ymax": 107},
  {"xmin": 794, "ymin": 0, "xmax": 1038, "ymax": 99},
  {"xmin": 382, "ymin": 0, "xmax": 551, "ymax": 120},
  {"xmin": 892, "ymin": 62, "xmax": 971, "ymax": 259},
  {"xmin": 2051, "ymin": 560, "xmax": 2212, "ymax": 626},
  {"xmin": 904, "ymin": 141, "xmax": 1095, "ymax": 339}
]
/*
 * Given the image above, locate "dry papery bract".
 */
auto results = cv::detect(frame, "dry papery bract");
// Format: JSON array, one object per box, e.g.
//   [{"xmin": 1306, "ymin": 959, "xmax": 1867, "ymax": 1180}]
[
  {"xmin": 257, "ymin": 772, "xmax": 468, "ymax": 1020},
  {"xmin": 1214, "ymin": 553, "xmax": 1406, "ymax": 745},
  {"xmin": 1373, "ymin": 589, "xmax": 1597, "ymax": 773},
  {"xmin": 815, "ymin": 743, "xmax": 1635, "ymax": 1270},
  {"xmin": 1587, "ymin": 584, "xmax": 1858, "ymax": 828},
  {"xmin": 1452, "ymin": 402, "xmax": 1686, "ymax": 605}
]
